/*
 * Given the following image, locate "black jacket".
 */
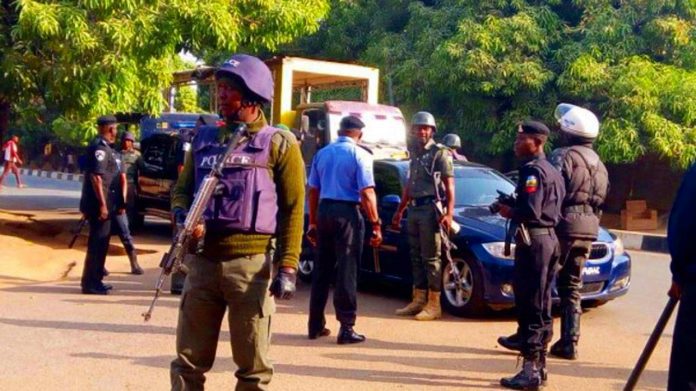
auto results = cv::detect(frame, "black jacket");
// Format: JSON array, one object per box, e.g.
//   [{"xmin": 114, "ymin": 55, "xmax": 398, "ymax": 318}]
[
  {"xmin": 550, "ymin": 144, "xmax": 609, "ymax": 240},
  {"xmin": 669, "ymin": 163, "xmax": 696, "ymax": 284}
]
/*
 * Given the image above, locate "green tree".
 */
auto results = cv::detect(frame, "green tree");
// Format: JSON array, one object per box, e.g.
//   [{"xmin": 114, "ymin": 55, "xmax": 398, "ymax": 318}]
[
  {"xmin": 291, "ymin": 0, "xmax": 696, "ymax": 168},
  {"xmin": 174, "ymin": 85, "xmax": 201, "ymax": 113},
  {"xmin": 0, "ymin": 0, "xmax": 329, "ymax": 144}
]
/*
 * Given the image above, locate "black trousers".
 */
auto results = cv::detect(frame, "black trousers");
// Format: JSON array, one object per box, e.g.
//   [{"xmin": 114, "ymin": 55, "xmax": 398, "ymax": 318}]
[
  {"xmin": 513, "ymin": 231, "xmax": 560, "ymax": 358},
  {"xmin": 308, "ymin": 201, "xmax": 365, "ymax": 332},
  {"xmin": 81, "ymin": 216, "xmax": 111, "ymax": 289},
  {"xmin": 669, "ymin": 283, "xmax": 696, "ymax": 391}
]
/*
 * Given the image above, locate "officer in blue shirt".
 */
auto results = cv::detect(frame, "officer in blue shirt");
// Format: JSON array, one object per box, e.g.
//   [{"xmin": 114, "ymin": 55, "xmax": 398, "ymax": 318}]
[
  {"xmin": 667, "ymin": 162, "xmax": 696, "ymax": 391},
  {"xmin": 306, "ymin": 115, "xmax": 382, "ymax": 344}
]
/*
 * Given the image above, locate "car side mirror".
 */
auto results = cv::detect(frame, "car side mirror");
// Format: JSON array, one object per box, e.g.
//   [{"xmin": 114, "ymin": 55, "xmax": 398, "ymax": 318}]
[{"xmin": 381, "ymin": 194, "xmax": 401, "ymax": 207}]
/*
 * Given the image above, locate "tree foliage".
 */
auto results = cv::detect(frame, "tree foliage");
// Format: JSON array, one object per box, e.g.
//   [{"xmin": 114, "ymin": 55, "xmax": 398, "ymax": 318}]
[
  {"xmin": 0, "ymin": 0, "xmax": 329, "ymax": 144},
  {"xmin": 291, "ymin": 0, "xmax": 696, "ymax": 168}
]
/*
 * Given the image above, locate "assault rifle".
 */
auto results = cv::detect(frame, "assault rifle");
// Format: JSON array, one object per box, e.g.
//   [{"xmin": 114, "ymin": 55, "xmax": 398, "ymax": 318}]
[
  {"xmin": 68, "ymin": 216, "xmax": 87, "ymax": 249},
  {"xmin": 431, "ymin": 172, "xmax": 461, "ymax": 282},
  {"xmin": 142, "ymin": 123, "xmax": 247, "ymax": 321},
  {"xmin": 489, "ymin": 190, "xmax": 530, "ymax": 256}
]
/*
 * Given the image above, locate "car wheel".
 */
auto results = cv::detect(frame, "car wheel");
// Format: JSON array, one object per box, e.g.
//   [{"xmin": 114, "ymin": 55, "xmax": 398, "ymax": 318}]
[
  {"xmin": 298, "ymin": 255, "xmax": 314, "ymax": 284},
  {"xmin": 441, "ymin": 257, "xmax": 487, "ymax": 317}
]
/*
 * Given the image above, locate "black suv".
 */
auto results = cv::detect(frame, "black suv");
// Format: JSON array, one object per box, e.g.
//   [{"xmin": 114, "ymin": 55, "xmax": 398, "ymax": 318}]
[{"xmin": 132, "ymin": 129, "xmax": 196, "ymax": 228}]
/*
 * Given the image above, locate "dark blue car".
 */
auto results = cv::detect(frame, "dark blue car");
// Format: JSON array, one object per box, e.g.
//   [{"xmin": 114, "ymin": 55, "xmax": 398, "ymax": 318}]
[{"xmin": 299, "ymin": 159, "xmax": 631, "ymax": 317}]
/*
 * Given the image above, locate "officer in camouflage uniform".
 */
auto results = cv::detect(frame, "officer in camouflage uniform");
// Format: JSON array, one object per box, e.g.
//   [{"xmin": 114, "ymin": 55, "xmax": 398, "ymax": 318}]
[
  {"xmin": 442, "ymin": 133, "xmax": 467, "ymax": 162},
  {"xmin": 391, "ymin": 112, "xmax": 454, "ymax": 321},
  {"xmin": 169, "ymin": 54, "xmax": 305, "ymax": 391}
]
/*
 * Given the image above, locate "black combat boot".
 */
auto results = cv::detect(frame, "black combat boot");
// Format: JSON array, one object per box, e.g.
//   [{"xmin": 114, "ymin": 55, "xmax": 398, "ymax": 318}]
[
  {"xmin": 128, "ymin": 250, "xmax": 144, "ymax": 275},
  {"xmin": 337, "ymin": 326, "xmax": 366, "ymax": 345},
  {"xmin": 550, "ymin": 304, "xmax": 580, "ymax": 360},
  {"xmin": 500, "ymin": 356, "xmax": 543, "ymax": 390},
  {"xmin": 498, "ymin": 333, "xmax": 522, "ymax": 352}
]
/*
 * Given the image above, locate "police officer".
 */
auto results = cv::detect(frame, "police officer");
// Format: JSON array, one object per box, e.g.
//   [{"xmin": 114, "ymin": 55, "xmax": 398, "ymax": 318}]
[
  {"xmin": 495, "ymin": 121, "xmax": 565, "ymax": 389},
  {"xmin": 547, "ymin": 104, "xmax": 608, "ymax": 360},
  {"xmin": 79, "ymin": 115, "xmax": 121, "ymax": 295},
  {"xmin": 113, "ymin": 131, "xmax": 144, "ymax": 275},
  {"xmin": 667, "ymin": 162, "xmax": 696, "ymax": 391},
  {"xmin": 391, "ymin": 112, "xmax": 454, "ymax": 321},
  {"xmin": 442, "ymin": 133, "xmax": 468, "ymax": 162},
  {"xmin": 306, "ymin": 115, "xmax": 382, "ymax": 344},
  {"xmin": 169, "ymin": 54, "xmax": 305, "ymax": 390}
]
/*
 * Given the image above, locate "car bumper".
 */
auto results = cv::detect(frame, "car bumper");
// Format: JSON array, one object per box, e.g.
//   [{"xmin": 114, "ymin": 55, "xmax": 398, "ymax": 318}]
[{"xmin": 473, "ymin": 246, "xmax": 632, "ymax": 310}]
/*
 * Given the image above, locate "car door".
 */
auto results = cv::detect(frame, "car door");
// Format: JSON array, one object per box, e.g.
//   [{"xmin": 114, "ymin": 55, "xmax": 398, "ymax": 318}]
[{"xmin": 361, "ymin": 162, "xmax": 411, "ymax": 282}]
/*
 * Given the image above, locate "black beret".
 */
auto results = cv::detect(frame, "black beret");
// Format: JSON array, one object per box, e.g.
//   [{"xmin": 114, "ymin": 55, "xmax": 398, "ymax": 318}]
[
  {"xmin": 518, "ymin": 120, "xmax": 550, "ymax": 136},
  {"xmin": 97, "ymin": 115, "xmax": 118, "ymax": 126},
  {"xmin": 340, "ymin": 115, "xmax": 365, "ymax": 131}
]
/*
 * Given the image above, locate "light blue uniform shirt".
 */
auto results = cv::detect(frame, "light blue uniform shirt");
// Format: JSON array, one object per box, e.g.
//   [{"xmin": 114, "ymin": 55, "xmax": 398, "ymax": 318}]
[{"xmin": 308, "ymin": 136, "xmax": 375, "ymax": 202}]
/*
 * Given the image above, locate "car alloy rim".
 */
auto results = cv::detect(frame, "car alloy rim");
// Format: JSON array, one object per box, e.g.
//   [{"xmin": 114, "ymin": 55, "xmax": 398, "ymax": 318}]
[
  {"xmin": 443, "ymin": 260, "xmax": 473, "ymax": 307},
  {"xmin": 299, "ymin": 258, "xmax": 314, "ymax": 276}
]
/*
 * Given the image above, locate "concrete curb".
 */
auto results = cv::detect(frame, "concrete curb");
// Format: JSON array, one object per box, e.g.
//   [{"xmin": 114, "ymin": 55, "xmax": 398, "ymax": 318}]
[
  {"xmin": 611, "ymin": 229, "xmax": 669, "ymax": 254},
  {"xmin": 1, "ymin": 168, "xmax": 83, "ymax": 183}
]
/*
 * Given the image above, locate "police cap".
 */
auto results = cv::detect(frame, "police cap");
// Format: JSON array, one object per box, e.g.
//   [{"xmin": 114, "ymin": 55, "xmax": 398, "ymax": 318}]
[
  {"xmin": 97, "ymin": 115, "xmax": 117, "ymax": 126},
  {"xmin": 340, "ymin": 115, "xmax": 365, "ymax": 132},
  {"xmin": 518, "ymin": 120, "xmax": 550, "ymax": 137}
]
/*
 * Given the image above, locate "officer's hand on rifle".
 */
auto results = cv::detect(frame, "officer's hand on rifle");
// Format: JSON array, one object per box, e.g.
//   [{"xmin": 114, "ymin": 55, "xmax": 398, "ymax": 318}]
[
  {"xmin": 269, "ymin": 267, "xmax": 296, "ymax": 300},
  {"xmin": 668, "ymin": 281, "xmax": 682, "ymax": 300},
  {"xmin": 306, "ymin": 224, "xmax": 318, "ymax": 247},
  {"xmin": 439, "ymin": 213, "xmax": 453, "ymax": 233},
  {"xmin": 497, "ymin": 204, "xmax": 513, "ymax": 219}
]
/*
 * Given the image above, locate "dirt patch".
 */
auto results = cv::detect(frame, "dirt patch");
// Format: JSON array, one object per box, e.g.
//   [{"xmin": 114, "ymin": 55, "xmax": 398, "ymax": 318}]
[{"xmin": 0, "ymin": 210, "xmax": 155, "ymax": 288}]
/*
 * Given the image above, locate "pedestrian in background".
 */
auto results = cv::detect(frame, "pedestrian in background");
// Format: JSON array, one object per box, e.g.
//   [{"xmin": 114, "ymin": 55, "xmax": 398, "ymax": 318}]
[
  {"xmin": 79, "ymin": 116, "xmax": 121, "ymax": 295},
  {"xmin": 306, "ymin": 115, "xmax": 382, "ymax": 344},
  {"xmin": 495, "ymin": 121, "xmax": 565, "ymax": 389},
  {"xmin": 108, "ymin": 133, "xmax": 143, "ymax": 275},
  {"xmin": 169, "ymin": 54, "xmax": 305, "ymax": 390},
  {"xmin": 391, "ymin": 111, "xmax": 455, "ymax": 321},
  {"xmin": 666, "ymin": 162, "xmax": 696, "ymax": 391},
  {"xmin": 0, "ymin": 135, "xmax": 25, "ymax": 189}
]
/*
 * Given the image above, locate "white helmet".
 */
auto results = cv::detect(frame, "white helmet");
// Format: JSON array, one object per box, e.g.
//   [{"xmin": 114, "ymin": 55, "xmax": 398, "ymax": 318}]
[{"xmin": 554, "ymin": 103, "xmax": 599, "ymax": 139}]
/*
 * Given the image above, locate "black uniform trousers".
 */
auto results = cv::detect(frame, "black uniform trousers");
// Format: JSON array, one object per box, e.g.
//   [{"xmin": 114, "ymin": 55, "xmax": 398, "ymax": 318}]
[
  {"xmin": 669, "ymin": 283, "xmax": 696, "ymax": 391},
  {"xmin": 80, "ymin": 216, "xmax": 111, "ymax": 290},
  {"xmin": 513, "ymin": 229, "xmax": 560, "ymax": 358},
  {"xmin": 309, "ymin": 200, "xmax": 365, "ymax": 333}
]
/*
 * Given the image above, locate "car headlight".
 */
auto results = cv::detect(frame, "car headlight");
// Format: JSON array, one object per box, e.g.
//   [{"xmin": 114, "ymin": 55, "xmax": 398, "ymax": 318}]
[
  {"xmin": 481, "ymin": 242, "xmax": 516, "ymax": 260},
  {"xmin": 613, "ymin": 237, "xmax": 625, "ymax": 255}
]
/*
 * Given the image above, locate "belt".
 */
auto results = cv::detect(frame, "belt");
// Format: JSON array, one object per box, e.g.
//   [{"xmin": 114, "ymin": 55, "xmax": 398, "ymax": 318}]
[
  {"xmin": 321, "ymin": 199, "xmax": 360, "ymax": 206},
  {"xmin": 528, "ymin": 227, "xmax": 555, "ymax": 236},
  {"xmin": 409, "ymin": 196, "xmax": 436, "ymax": 207}
]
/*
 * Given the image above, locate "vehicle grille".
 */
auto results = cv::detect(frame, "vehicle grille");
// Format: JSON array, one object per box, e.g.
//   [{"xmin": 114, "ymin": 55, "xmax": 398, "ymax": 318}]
[
  {"xmin": 589, "ymin": 243, "xmax": 610, "ymax": 260},
  {"xmin": 580, "ymin": 281, "xmax": 605, "ymax": 295}
]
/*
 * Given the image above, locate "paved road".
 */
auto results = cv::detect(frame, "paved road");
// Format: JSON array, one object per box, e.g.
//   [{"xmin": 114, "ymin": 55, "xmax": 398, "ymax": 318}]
[
  {"xmin": 0, "ymin": 242, "xmax": 676, "ymax": 389},
  {"xmin": 0, "ymin": 174, "xmax": 81, "ymax": 210},
  {"xmin": 0, "ymin": 177, "xmax": 677, "ymax": 390}
]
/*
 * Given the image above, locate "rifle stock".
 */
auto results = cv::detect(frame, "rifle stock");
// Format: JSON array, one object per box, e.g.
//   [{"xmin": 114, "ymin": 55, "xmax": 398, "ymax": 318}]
[{"xmin": 142, "ymin": 123, "xmax": 247, "ymax": 322}]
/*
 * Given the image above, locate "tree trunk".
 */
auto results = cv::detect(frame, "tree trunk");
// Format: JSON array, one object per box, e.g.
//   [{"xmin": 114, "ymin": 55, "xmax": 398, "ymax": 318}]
[{"xmin": 0, "ymin": 99, "xmax": 9, "ymax": 143}]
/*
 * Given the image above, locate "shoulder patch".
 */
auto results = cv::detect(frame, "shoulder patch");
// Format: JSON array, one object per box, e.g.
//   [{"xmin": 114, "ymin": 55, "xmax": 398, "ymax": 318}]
[
  {"xmin": 525, "ymin": 175, "xmax": 538, "ymax": 193},
  {"xmin": 95, "ymin": 150, "xmax": 106, "ymax": 162}
]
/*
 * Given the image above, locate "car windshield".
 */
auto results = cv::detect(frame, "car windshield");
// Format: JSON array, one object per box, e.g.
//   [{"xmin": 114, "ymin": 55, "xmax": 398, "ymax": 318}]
[
  {"xmin": 328, "ymin": 113, "xmax": 407, "ymax": 147},
  {"xmin": 454, "ymin": 167, "xmax": 515, "ymax": 207}
]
